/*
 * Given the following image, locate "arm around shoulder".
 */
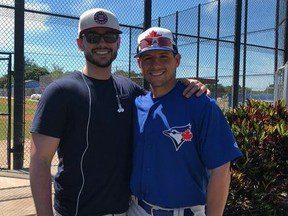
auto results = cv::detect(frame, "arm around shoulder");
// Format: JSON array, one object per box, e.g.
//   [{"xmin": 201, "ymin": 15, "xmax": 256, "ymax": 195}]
[{"xmin": 30, "ymin": 133, "xmax": 60, "ymax": 216}]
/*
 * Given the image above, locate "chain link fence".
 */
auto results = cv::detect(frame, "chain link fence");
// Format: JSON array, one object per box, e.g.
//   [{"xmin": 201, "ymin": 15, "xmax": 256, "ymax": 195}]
[
  {"xmin": 152, "ymin": 0, "xmax": 285, "ymax": 104},
  {"xmin": 0, "ymin": 0, "xmax": 286, "ymax": 169},
  {"xmin": 0, "ymin": 54, "xmax": 10, "ymax": 169}
]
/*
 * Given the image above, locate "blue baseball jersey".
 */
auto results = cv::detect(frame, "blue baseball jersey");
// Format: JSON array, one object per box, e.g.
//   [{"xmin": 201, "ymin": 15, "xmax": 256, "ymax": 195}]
[{"xmin": 130, "ymin": 82, "xmax": 242, "ymax": 208}]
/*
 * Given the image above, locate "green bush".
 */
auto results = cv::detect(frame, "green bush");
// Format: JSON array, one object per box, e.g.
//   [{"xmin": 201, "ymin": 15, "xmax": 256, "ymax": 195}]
[{"xmin": 224, "ymin": 100, "xmax": 288, "ymax": 215}]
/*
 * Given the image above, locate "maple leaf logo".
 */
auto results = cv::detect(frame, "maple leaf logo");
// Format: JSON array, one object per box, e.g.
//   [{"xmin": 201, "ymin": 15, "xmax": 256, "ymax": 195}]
[
  {"xmin": 181, "ymin": 129, "xmax": 193, "ymax": 141},
  {"xmin": 147, "ymin": 30, "xmax": 162, "ymax": 38}
]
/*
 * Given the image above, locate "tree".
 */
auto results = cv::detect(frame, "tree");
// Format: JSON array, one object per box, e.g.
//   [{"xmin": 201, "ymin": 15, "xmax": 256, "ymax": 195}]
[
  {"xmin": 206, "ymin": 83, "xmax": 227, "ymax": 97},
  {"xmin": 264, "ymin": 84, "xmax": 274, "ymax": 94},
  {"xmin": 206, "ymin": 83, "xmax": 229, "ymax": 97},
  {"xmin": 114, "ymin": 70, "xmax": 141, "ymax": 78},
  {"xmin": 205, "ymin": 84, "xmax": 253, "ymax": 98},
  {"xmin": 50, "ymin": 64, "xmax": 65, "ymax": 79},
  {"xmin": 0, "ymin": 59, "xmax": 49, "ymax": 88},
  {"xmin": 24, "ymin": 59, "xmax": 49, "ymax": 81},
  {"xmin": 0, "ymin": 75, "xmax": 8, "ymax": 88}
]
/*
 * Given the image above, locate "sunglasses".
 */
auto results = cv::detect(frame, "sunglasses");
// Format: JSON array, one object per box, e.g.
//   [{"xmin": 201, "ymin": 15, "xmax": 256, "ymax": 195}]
[
  {"xmin": 82, "ymin": 32, "xmax": 119, "ymax": 44},
  {"xmin": 139, "ymin": 37, "xmax": 173, "ymax": 50}
]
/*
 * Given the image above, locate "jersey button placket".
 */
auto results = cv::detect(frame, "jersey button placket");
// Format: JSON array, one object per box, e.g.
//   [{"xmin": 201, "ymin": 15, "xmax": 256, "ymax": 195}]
[{"xmin": 142, "ymin": 107, "xmax": 154, "ymax": 198}]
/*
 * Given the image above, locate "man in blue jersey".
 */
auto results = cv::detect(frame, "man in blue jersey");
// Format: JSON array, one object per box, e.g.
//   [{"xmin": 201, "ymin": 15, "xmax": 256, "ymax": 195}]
[
  {"xmin": 129, "ymin": 27, "xmax": 243, "ymax": 216},
  {"xmin": 29, "ymin": 9, "xmax": 209, "ymax": 216}
]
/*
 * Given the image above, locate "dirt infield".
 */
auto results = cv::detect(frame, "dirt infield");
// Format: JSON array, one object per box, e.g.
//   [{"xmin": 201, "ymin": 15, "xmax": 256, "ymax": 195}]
[
  {"xmin": 0, "ymin": 137, "xmax": 58, "ymax": 215},
  {"xmin": 0, "ymin": 174, "xmax": 36, "ymax": 216},
  {"xmin": 0, "ymin": 168, "xmax": 56, "ymax": 216}
]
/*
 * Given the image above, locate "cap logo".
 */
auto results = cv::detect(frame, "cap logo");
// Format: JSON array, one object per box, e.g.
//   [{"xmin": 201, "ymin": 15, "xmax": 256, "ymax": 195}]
[
  {"xmin": 94, "ymin": 11, "xmax": 108, "ymax": 24},
  {"xmin": 152, "ymin": 39, "xmax": 158, "ymax": 46},
  {"xmin": 146, "ymin": 30, "xmax": 162, "ymax": 38}
]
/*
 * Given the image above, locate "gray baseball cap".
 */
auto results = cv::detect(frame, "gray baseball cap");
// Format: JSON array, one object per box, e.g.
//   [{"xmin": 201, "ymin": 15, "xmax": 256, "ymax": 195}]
[{"xmin": 78, "ymin": 8, "xmax": 122, "ymax": 37}]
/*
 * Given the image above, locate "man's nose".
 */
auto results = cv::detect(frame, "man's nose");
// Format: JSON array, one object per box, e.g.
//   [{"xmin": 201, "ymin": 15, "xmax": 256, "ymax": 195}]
[
  {"xmin": 98, "ymin": 36, "xmax": 106, "ymax": 43},
  {"xmin": 151, "ymin": 57, "xmax": 162, "ymax": 67}
]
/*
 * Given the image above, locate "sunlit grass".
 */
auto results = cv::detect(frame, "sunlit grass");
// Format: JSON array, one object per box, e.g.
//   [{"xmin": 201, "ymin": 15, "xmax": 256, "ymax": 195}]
[{"xmin": 0, "ymin": 97, "xmax": 38, "ymax": 140}]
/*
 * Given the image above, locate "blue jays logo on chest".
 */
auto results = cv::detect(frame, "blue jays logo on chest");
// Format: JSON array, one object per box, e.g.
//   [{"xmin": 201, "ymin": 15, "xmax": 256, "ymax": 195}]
[{"xmin": 163, "ymin": 124, "xmax": 193, "ymax": 151}]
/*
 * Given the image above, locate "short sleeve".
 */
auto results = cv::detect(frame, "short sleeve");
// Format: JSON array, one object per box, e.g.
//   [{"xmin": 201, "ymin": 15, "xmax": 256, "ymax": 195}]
[
  {"xmin": 198, "ymin": 99, "xmax": 242, "ymax": 169},
  {"xmin": 30, "ymin": 81, "xmax": 67, "ymax": 138}
]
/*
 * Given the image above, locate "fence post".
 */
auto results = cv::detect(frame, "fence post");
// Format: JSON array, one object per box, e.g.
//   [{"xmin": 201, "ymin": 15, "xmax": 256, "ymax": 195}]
[
  {"xmin": 232, "ymin": 0, "xmax": 242, "ymax": 108},
  {"xmin": 242, "ymin": 0, "xmax": 248, "ymax": 104},
  {"xmin": 143, "ymin": 0, "xmax": 152, "ymax": 90},
  {"xmin": 284, "ymin": 0, "xmax": 288, "ymax": 64},
  {"xmin": 128, "ymin": 27, "xmax": 132, "ymax": 77},
  {"xmin": 175, "ymin": 11, "xmax": 179, "ymax": 45},
  {"xmin": 7, "ymin": 54, "xmax": 12, "ymax": 169},
  {"xmin": 196, "ymin": 4, "xmax": 201, "ymax": 78},
  {"xmin": 14, "ymin": 0, "xmax": 25, "ymax": 169},
  {"xmin": 214, "ymin": 0, "xmax": 221, "ymax": 99},
  {"xmin": 274, "ymin": 0, "xmax": 279, "ymax": 73}
]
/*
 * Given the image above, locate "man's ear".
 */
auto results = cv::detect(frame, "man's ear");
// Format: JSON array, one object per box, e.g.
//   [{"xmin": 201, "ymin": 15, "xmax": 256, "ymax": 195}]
[
  {"xmin": 77, "ymin": 38, "xmax": 84, "ymax": 51},
  {"xmin": 175, "ymin": 53, "xmax": 181, "ymax": 67},
  {"xmin": 117, "ymin": 36, "xmax": 121, "ymax": 49},
  {"xmin": 136, "ymin": 58, "xmax": 142, "ymax": 69}
]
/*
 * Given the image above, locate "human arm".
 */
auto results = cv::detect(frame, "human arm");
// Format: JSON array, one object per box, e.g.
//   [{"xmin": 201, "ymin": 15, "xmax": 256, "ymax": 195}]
[
  {"xmin": 30, "ymin": 133, "xmax": 60, "ymax": 216},
  {"xmin": 179, "ymin": 78, "xmax": 211, "ymax": 97},
  {"xmin": 206, "ymin": 162, "xmax": 231, "ymax": 216},
  {"xmin": 196, "ymin": 98, "xmax": 242, "ymax": 215},
  {"xmin": 130, "ymin": 77, "xmax": 210, "ymax": 97}
]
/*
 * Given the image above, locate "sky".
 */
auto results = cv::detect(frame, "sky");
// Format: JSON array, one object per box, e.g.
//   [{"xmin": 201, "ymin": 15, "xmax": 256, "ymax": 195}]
[{"xmin": 0, "ymin": 0, "xmax": 283, "ymax": 91}]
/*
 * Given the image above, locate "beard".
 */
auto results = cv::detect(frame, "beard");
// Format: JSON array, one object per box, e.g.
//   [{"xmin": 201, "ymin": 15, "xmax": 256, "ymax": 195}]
[{"xmin": 84, "ymin": 49, "xmax": 118, "ymax": 68}]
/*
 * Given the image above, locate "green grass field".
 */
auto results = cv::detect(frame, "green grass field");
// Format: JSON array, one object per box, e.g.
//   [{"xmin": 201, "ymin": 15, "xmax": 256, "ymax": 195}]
[
  {"xmin": 0, "ymin": 97, "xmax": 38, "ymax": 141},
  {"xmin": 0, "ymin": 97, "xmax": 8, "ymax": 113}
]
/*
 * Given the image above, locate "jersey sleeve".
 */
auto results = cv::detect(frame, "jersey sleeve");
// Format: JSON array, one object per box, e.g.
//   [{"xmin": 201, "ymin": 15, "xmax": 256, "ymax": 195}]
[
  {"xmin": 30, "ymin": 81, "xmax": 67, "ymax": 138},
  {"xmin": 198, "ymin": 98, "xmax": 243, "ymax": 170}
]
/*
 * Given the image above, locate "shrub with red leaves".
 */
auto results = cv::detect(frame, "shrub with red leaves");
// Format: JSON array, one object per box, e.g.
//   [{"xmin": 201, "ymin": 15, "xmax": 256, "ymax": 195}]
[{"xmin": 224, "ymin": 100, "xmax": 288, "ymax": 215}]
